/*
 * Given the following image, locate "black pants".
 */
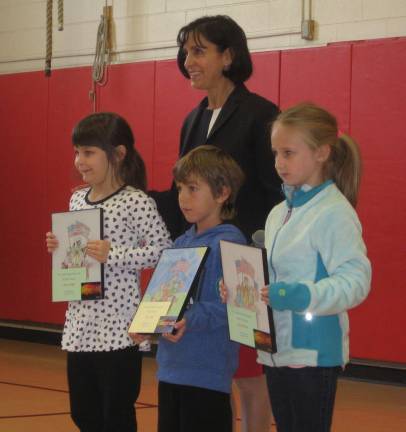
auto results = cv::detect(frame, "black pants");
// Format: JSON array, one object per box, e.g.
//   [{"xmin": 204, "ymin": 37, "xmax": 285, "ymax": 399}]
[
  {"xmin": 158, "ymin": 381, "xmax": 232, "ymax": 432},
  {"xmin": 265, "ymin": 366, "xmax": 340, "ymax": 432},
  {"xmin": 67, "ymin": 346, "xmax": 142, "ymax": 432}
]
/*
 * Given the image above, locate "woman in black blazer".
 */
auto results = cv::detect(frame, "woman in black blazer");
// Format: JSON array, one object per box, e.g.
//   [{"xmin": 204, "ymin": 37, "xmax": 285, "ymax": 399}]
[
  {"xmin": 151, "ymin": 14, "xmax": 281, "ymax": 432},
  {"xmin": 152, "ymin": 15, "xmax": 281, "ymax": 242}
]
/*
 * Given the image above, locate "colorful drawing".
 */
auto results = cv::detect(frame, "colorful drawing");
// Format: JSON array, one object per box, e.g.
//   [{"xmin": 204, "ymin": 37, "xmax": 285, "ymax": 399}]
[
  {"xmin": 234, "ymin": 258, "xmax": 259, "ymax": 311},
  {"xmin": 143, "ymin": 248, "xmax": 207, "ymax": 317},
  {"xmin": 61, "ymin": 220, "xmax": 92, "ymax": 277},
  {"xmin": 129, "ymin": 247, "xmax": 209, "ymax": 334},
  {"xmin": 151, "ymin": 259, "xmax": 189, "ymax": 304},
  {"xmin": 81, "ymin": 282, "xmax": 103, "ymax": 300},
  {"xmin": 154, "ymin": 316, "xmax": 178, "ymax": 333},
  {"xmin": 254, "ymin": 329, "xmax": 274, "ymax": 353}
]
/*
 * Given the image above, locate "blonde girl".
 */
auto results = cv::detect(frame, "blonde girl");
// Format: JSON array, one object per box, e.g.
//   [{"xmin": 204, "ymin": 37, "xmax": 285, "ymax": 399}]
[{"xmin": 260, "ymin": 102, "xmax": 371, "ymax": 432}]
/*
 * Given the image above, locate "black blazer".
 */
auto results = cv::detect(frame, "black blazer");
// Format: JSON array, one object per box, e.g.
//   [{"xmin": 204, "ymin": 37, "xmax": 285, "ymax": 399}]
[{"xmin": 151, "ymin": 84, "xmax": 282, "ymax": 240}]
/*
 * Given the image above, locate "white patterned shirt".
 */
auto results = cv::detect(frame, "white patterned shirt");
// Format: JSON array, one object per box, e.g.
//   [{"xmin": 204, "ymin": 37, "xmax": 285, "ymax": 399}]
[{"xmin": 61, "ymin": 186, "xmax": 172, "ymax": 352}]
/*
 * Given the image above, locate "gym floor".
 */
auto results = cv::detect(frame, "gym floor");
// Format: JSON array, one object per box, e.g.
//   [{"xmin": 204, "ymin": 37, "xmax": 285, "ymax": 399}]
[{"xmin": 0, "ymin": 339, "xmax": 405, "ymax": 432}]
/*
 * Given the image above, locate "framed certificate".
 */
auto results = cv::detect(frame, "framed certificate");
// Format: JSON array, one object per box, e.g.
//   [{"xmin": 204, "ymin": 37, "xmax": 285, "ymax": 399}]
[
  {"xmin": 129, "ymin": 246, "xmax": 209, "ymax": 334},
  {"xmin": 220, "ymin": 240, "xmax": 277, "ymax": 353},
  {"xmin": 51, "ymin": 208, "xmax": 104, "ymax": 302}
]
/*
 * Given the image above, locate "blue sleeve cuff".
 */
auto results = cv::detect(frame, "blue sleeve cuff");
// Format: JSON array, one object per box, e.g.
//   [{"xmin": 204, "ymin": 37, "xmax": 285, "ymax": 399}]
[{"xmin": 269, "ymin": 282, "xmax": 311, "ymax": 312}]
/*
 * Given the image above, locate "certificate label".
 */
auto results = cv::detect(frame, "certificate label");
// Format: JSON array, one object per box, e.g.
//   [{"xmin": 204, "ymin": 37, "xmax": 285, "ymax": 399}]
[
  {"xmin": 52, "ymin": 268, "xmax": 87, "ymax": 302},
  {"xmin": 227, "ymin": 304, "xmax": 258, "ymax": 347},
  {"xmin": 129, "ymin": 301, "xmax": 171, "ymax": 333}
]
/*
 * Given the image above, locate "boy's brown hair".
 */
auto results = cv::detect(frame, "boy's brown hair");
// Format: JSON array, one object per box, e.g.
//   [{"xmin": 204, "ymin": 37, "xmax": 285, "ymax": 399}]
[{"xmin": 173, "ymin": 145, "xmax": 245, "ymax": 220}]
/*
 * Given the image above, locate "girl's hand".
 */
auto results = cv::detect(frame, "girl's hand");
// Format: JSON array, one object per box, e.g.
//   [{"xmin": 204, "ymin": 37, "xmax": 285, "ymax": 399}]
[
  {"xmin": 260, "ymin": 285, "xmax": 270, "ymax": 305},
  {"xmin": 128, "ymin": 333, "xmax": 151, "ymax": 345},
  {"xmin": 46, "ymin": 232, "xmax": 59, "ymax": 253},
  {"xmin": 219, "ymin": 278, "xmax": 228, "ymax": 303},
  {"xmin": 163, "ymin": 318, "xmax": 186, "ymax": 343},
  {"xmin": 86, "ymin": 240, "xmax": 111, "ymax": 263}
]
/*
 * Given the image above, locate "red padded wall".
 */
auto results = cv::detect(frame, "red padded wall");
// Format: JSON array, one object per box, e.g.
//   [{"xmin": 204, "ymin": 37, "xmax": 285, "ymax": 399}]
[
  {"xmin": 280, "ymin": 44, "xmax": 352, "ymax": 131},
  {"xmin": 0, "ymin": 72, "xmax": 48, "ymax": 321},
  {"xmin": 153, "ymin": 60, "xmax": 202, "ymax": 190},
  {"xmin": 350, "ymin": 38, "xmax": 406, "ymax": 363},
  {"xmin": 249, "ymin": 51, "xmax": 280, "ymax": 105},
  {"xmin": 98, "ymin": 62, "xmax": 156, "ymax": 178}
]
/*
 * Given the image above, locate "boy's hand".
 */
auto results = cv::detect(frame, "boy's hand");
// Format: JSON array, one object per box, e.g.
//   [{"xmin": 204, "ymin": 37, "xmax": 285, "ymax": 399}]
[
  {"xmin": 46, "ymin": 232, "xmax": 59, "ymax": 253},
  {"xmin": 260, "ymin": 285, "xmax": 270, "ymax": 305},
  {"xmin": 219, "ymin": 278, "xmax": 228, "ymax": 303},
  {"xmin": 163, "ymin": 318, "xmax": 186, "ymax": 343},
  {"xmin": 129, "ymin": 333, "xmax": 151, "ymax": 345},
  {"xmin": 86, "ymin": 240, "xmax": 111, "ymax": 263}
]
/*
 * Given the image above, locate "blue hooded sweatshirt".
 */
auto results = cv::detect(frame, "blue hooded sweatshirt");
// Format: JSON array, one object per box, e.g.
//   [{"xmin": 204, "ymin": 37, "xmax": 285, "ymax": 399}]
[{"xmin": 156, "ymin": 223, "xmax": 246, "ymax": 394}]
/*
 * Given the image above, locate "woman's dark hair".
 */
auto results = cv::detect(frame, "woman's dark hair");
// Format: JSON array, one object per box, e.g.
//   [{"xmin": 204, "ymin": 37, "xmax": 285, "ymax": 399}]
[
  {"xmin": 72, "ymin": 112, "xmax": 146, "ymax": 191},
  {"xmin": 176, "ymin": 15, "xmax": 253, "ymax": 85}
]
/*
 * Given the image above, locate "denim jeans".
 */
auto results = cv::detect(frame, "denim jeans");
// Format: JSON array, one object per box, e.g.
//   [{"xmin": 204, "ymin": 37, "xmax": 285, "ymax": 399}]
[{"xmin": 265, "ymin": 366, "xmax": 340, "ymax": 432}]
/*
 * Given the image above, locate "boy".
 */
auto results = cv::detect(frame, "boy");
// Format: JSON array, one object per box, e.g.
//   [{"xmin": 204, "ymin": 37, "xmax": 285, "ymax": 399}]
[{"xmin": 156, "ymin": 145, "xmax": 247, "ymax": 432}]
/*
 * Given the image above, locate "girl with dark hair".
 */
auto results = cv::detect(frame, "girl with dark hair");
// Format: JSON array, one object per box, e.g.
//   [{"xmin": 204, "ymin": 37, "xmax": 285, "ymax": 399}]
[{"xmin": 46, "ymin": 112, "xmax": 171, "ymax": 432}]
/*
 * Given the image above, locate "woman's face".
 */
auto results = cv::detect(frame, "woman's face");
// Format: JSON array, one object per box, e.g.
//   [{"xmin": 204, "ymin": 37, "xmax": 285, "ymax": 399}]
[{"xmin": 182, "ymin": 33, "xmax": 232, "ymax": 91}]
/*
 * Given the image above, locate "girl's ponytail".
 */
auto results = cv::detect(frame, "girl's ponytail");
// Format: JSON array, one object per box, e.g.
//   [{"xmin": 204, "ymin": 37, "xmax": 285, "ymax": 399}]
[
  {"xmin": 122, "ymin": 147, "xmax": 147, "ymax": 192},
  {"xmin": 327, "ymin": 133, "xmax": 361, "ymax": 208}
]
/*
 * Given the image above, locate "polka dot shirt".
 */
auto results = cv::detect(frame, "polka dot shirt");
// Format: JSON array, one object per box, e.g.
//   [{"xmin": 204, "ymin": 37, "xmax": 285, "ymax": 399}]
[{"xmin": 61, "ymin": 186, "xmax": 172, "ymax": 352}]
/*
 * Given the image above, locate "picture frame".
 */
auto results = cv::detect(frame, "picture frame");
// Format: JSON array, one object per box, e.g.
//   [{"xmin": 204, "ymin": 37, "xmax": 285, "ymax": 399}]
[
  {"xmin": 51, "ymin": 208, "xmax": 104, "ymax": 302},
  {"xmin": 220, "ymin": 240, "xmax": 277, "ymax": 353},
  {"xmin": 129, "ymin": 246, "xmax": 209, "ymax": 334}
]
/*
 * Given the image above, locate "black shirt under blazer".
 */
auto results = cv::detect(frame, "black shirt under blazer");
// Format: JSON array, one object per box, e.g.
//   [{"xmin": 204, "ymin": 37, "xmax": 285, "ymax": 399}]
[{"xmin": 151, "ymin": 84, "xmax": 282, "ymax": 240}]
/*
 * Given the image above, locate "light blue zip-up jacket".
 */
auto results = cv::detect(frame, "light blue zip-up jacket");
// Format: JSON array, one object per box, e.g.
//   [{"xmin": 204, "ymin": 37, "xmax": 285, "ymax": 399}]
[{"xmin": 259, "ymin": 181, "xmax": 371, "ymax": 368}]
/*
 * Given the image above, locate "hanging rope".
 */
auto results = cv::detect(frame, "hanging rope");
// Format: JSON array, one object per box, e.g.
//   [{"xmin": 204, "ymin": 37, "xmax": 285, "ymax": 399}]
[
  {"xmin": 90, "ymin": 4, "xmax": 111, "ymax": 111},
  {"xmin": 45, "ymin": 0, "xmax": 53, "ymax": 77},
  {"xmin": 57, "ymin": 0, "xmax": 64, "ymax": 31},
  {"xmin": 92, "ymin": 11, "xmax": 109, "ymax": 85}
]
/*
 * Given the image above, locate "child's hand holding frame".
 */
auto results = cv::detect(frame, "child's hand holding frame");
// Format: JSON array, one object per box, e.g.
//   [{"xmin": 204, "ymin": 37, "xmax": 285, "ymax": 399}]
[{"xmin": 162, "ymin": 318, "xmax": 187, "ymax": 342}]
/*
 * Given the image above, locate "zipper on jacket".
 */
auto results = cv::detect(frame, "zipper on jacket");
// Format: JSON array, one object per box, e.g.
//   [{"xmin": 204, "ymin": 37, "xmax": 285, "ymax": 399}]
[
  {"xmin": 267, "ymin": 203, "xmax": 293, "ymax": 368},
  {"xmin": 269, "ymin": 204, "xmax": 293, "ymax": 283}
]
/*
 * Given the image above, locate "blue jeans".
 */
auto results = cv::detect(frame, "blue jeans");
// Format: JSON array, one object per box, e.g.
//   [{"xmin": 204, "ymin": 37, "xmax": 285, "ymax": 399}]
[{"xmin": 265, "ymin": 366, "xmax": 340, "ymax": 432}]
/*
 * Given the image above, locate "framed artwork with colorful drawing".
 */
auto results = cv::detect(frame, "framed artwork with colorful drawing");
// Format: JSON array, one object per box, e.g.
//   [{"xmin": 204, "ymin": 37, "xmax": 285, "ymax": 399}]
[
  {"xmin": 51, "ymin": 208, "xmax": 104, "ymax": 302},
  {"xmin": 220, "ymin": 240, "xmax": 277, "ymax": 354},
  {"xmin": 129, "ymin": 246, "xmax": 209, "ymax": 334}
]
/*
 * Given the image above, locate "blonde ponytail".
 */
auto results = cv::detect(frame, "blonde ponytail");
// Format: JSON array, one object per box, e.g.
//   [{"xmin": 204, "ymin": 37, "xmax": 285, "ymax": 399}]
[{"xmin": 328, "ymin": 133, "xmax": 361, "ymax": 207}]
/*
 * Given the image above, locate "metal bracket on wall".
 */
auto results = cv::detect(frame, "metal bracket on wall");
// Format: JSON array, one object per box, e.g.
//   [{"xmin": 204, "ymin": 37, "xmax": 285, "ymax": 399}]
[
  {"xmin": 301, "ymin": 19, "xmax": 315, "ymax": 40},
  {"xmin": 301, "ymin": 0, "xmax": 316, "ymax": 41}
]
